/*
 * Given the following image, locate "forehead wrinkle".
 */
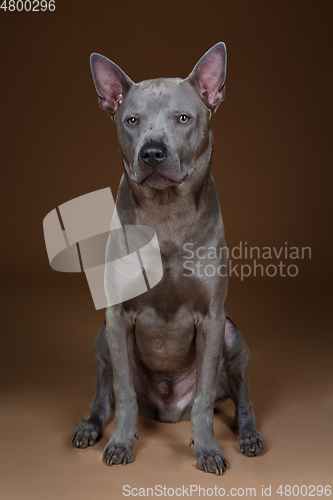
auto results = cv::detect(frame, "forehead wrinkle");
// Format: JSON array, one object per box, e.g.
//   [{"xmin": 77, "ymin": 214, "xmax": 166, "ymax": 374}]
[
  {"xmin": 121, "ymin": 77, "xmax": 206, "ymax": 120},
  {"xmin": 136, "ymin": 78, "xmax": 189, "ymax": 102}
]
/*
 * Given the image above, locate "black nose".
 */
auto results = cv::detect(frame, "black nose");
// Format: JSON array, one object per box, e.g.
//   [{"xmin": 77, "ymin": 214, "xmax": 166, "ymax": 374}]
[{"xmin": 139, "ymin": 142, "xmax": 167, "ymax": 167}]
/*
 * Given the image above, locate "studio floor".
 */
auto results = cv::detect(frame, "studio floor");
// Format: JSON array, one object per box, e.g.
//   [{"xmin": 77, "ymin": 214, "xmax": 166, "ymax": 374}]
[{"xmin": 1, "ymin": 276, "xmax": 332, "ymax": 499}]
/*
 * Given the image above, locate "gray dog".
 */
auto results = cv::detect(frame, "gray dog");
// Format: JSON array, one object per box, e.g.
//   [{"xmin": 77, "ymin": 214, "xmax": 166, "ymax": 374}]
[{"xmin": 71, "ymin": 42, "xmax": 264, "ymax": 474}]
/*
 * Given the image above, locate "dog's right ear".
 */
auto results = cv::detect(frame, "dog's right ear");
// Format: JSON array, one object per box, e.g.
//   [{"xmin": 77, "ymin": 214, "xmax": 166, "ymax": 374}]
[{"xmin": 90, "ymin": 53, "xmax": 133, "ymax": 116}]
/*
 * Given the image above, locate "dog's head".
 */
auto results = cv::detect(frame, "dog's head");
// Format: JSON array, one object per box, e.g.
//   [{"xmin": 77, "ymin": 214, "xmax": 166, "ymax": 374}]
[{"xmin": 90, "ymin": 43, "xmax": 227, "ymax": 190}]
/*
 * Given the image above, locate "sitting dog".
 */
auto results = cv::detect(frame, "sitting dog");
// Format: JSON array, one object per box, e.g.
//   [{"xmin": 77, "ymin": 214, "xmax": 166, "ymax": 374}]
[{"xmin": 71, "ymin": 42, "xmax": 264, "ymax": 474}]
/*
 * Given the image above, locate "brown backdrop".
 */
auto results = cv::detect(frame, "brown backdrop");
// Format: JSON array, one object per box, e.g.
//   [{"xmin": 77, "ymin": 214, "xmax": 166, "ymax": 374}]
[{"xmin": 1, "ymin": 1, "xmax": 332, "ymax": 499}]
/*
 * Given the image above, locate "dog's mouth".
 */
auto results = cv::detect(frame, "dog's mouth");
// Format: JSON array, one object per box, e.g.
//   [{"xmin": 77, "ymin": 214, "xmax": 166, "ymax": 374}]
[
  {"xmin": 131, "ymin": 154, "xmax": 190, "ymax": 190},
  {"xmin": 141, "ymin": 172, "xmax": 189, "ymax": 190}
]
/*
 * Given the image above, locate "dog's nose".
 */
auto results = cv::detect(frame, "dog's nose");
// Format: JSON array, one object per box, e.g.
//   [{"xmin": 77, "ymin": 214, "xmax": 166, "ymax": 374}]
[{"xmin": 139, "ymin": 142, "xmax": 167, "ymax": 167}]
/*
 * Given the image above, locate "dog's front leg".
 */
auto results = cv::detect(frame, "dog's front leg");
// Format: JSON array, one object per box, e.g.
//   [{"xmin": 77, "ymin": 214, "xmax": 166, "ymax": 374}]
[
  {"xmin": 103, "ymin": 304, "xmax": 138, "ymax": 466},
  {"xmin": 191, "ymin": 307, "xmax": 229, "ymax": 475}
]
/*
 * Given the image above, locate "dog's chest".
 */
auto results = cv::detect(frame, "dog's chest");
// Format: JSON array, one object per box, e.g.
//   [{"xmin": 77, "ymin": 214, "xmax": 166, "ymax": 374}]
[
  {"xmin": 133, "ymin": 304, "xmax": 196, "ymax": 372},
  {"xmin": 126, "ymin": 263, "xmax": 210, "ymax": 372}
]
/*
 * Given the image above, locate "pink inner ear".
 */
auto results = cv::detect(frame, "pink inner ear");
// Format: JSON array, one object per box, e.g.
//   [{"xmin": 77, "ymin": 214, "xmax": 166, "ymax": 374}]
[
  {"xmin": 99, "ymin": 81, "xmax": 123, "ymax": 114},
  {"xmin": 97, "ymin": 63, "xmax": 123, "ymax": 96},
  {"xmin": 199, "ymin": 52, "xmax": 224, "ymax": 106},
  {"xmin": 91, "ymin": 56, "xmax": 126, "ymax": 114},
  {"xmin": 109, "ymin": 82, "xmax": 123, "ymax": 106}
]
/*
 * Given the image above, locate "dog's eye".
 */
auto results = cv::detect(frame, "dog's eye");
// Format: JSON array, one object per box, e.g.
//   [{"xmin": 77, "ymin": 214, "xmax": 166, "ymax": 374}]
[
  {"xmin": 127, "ymin": 117, "xmax": 138, "ymax": 126},
  {"xmin": 178, "ymin": 115, "xmax": 190, "ymax": 124}
]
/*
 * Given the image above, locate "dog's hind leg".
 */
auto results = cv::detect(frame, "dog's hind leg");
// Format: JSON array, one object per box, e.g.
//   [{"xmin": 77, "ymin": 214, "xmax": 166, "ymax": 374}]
[
  {"xmin": 71, "ymin": 321, "xmax": 113, "ymax": 448},
  {"xmin": 216, "ymin": 317, "xmax": 264, "ymax": 456}
]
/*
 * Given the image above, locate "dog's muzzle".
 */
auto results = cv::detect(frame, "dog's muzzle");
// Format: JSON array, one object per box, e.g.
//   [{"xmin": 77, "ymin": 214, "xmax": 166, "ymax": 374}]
[{"xmin": 135, "ymin": 141, "xmax": 188, "ymax": 189}]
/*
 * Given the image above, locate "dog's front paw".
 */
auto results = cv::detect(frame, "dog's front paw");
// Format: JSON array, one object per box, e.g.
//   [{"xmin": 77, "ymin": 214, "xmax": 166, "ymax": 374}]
[
  {"xmin": 103, "ymin": 440, "xmax": 134, "ymax": 466},
  {"xmin": 195, "ymin": 447, "xmax": 230, "ymax": 475},
  {"xmin": 238, "ymin": 429, "xmax": 264, "ymax": 457},
  {"xmin": 71, "ymin": 417, "xmax": 102, "ymax": 448}
]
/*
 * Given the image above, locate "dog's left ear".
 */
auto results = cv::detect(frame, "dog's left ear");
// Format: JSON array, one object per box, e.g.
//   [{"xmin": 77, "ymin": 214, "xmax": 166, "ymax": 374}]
[{"xmin": 187, "ymin": 42, "xmax": 227, "ymax": 112}]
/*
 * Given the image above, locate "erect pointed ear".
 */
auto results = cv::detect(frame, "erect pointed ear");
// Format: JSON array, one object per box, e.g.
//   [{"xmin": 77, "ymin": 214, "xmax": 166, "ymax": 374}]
[
  {"xmin": 187, "ymin": 42, "xmax": 227, "ymax": 112},
  {"xmin": 90, "ymin": 53, "xmax": 133, "ymax": 116}
]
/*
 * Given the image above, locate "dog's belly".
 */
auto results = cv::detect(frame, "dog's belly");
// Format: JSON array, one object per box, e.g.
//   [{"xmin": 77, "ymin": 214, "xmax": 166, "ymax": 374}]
[
  {"xmin": 131, "ymin": 305, "xmax": 197, "ymax": 422},
  {"xmin": 132, "ymin": 356, "xmax": 197, "ymax": 422}
]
